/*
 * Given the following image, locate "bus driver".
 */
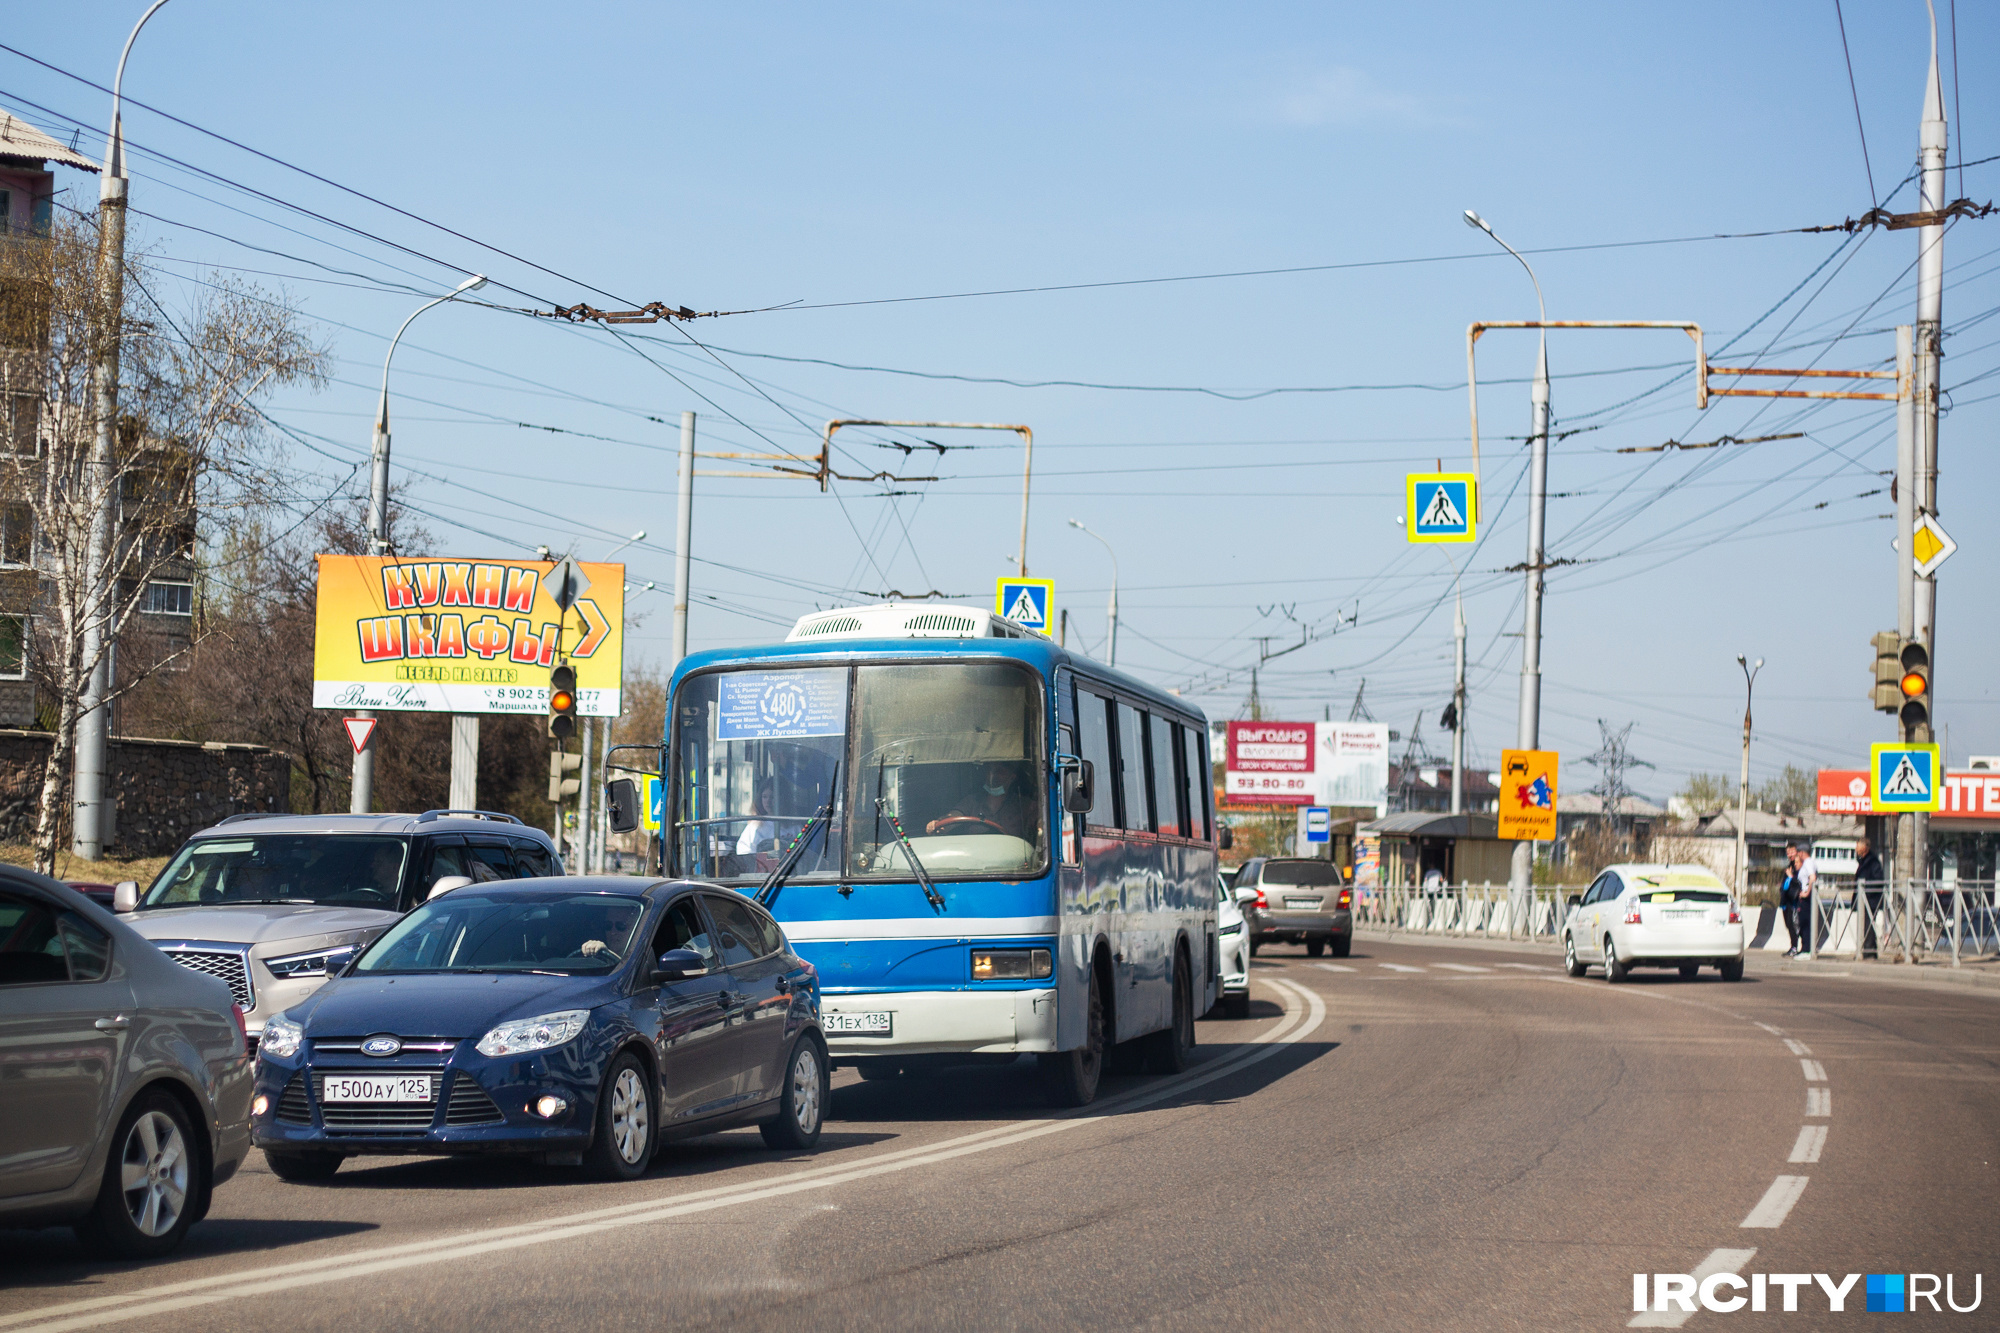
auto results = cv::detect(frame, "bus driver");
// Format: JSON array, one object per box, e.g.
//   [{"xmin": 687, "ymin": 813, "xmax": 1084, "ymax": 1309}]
[{"xmin": 926, "ymin": 761, "xmax": 1032, "ymax": 841}]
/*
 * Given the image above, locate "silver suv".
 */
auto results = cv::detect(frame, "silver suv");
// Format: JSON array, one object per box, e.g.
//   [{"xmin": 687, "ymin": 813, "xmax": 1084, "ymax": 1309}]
[
  {"xmin": 116, "ymin": 811, "xmax": 562, "ymax": 1047},
  {"xmin": 1236, "ymin": 856, "xmax": 1352, "ymax": 958}
]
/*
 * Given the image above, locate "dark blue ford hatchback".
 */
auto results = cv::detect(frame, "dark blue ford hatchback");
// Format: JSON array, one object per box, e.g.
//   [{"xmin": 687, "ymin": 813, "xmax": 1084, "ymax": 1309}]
[{"xmin": 249, "ymin": 877, "xmax": 824, "ymax": 1181}]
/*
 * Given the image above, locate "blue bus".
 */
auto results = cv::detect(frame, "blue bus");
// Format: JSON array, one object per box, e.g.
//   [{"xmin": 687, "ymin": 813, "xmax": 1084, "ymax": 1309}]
[{"xmin": 648, "ymin": 601, "xmax": 1223, "ymax": 1106}]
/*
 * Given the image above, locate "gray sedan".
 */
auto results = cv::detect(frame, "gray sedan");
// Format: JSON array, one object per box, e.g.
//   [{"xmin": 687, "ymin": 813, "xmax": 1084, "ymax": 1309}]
[{"xmin": 0, "ymin": 866, "xmax": 254, "ymax": 1257}]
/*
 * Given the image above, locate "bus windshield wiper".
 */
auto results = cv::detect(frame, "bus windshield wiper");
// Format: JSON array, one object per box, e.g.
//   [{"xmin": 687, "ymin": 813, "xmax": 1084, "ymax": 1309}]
[
  {"xmin": 757, "ymin": 763, "xmax": 839, "ymax": 910},
  {"xmin": 875, "ymin": 797, "xmax": 946, "ymax": 913}
]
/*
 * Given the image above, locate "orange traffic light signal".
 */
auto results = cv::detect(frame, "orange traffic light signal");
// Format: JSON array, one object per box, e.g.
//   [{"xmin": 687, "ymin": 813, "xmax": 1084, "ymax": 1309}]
[{"xmin": 548, "ymin": 663, "xmax": 577, "ymax": 740}]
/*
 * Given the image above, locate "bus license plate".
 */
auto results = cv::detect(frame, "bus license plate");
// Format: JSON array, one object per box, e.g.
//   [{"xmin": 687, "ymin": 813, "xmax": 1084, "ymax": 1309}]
[
  {"xmin": 825, "ymin": 1012, "xmax": 892, "ymax": 1035},
  {"xmin": 321, "ymin": 1074, "xmax": 434, "ymax": 1103}
]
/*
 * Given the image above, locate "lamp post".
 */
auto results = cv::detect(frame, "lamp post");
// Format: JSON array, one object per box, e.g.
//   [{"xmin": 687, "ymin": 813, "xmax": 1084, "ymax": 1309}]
[
  {"xmin": 1736, "ymin": 655, "xmax": 1763, "ymax": 899},
  {"xmin": 351, "ymin": 274, "xmax": 488, "ymax": 815},
  {"xmin": 1067, "ymin": 519, "xmax": 1117, "ymax": 666},
  {"xmin": 1464, "ymin": 210, "xmax": 1552, "ymax": 894},
  {"xmin": 73, "ymin": 0, "xmax": 172, "ymax": 861}
]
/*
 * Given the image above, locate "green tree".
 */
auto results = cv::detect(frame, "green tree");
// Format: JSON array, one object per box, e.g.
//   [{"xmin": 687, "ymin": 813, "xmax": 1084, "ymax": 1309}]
[
  {"xmin": 1756, "ymin": 764, "xmax": 1817, "ymax": 815},
  {"xmin": 1676, "ymin": 772, "xmax": 1732, "ymax": 813}
]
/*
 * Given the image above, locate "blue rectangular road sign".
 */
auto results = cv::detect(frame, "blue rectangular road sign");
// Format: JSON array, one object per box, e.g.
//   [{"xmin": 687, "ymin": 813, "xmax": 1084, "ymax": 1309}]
[
  {"xmin": 1870, "ymin": 742, "xmax": 1941, "ymax": 812},
  {"xmin": 995, "ymin": 577, "xmax": 1054, "ymax": 635},
  {"xmin": 1304, "ymin": 806, "xmax": 1331, "ymax": 842},
  {"xmin": 1406, "ymin": 473, "xmax": 1476, "ymax": 543}
]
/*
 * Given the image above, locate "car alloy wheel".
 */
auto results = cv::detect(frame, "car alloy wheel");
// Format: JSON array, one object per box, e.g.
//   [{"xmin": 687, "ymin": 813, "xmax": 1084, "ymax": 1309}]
[
  {"xmin": 121, "ymin": 1110, "xmax": 190, "ymax": 1238},
  {"xmin": 1564, "ymin": 934, "xmax": 1587, "ymax": 977},
  {"xmin": 608, "ymin": 1066, "xmax": 650, "ymax": 1165},
  {"xmin": 789, "ymin": 1043, "xmax": 823, "ymax": 1137},
  {"xmin": 1603, "ymin": 937, "xmax": 1628, "ymax": 983},
  {"xmin": 761, "ymin": 1036, "xmax": 829, "ymax": 1150}
]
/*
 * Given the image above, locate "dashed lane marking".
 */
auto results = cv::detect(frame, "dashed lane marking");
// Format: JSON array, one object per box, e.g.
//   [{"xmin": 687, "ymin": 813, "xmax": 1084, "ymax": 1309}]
[
  {"xmin": 1788, "ymin": 1125, "xmax": 1827, "ymax": 1163},
  {"xmin": 1311, "ymin": 962, "xmax": 1357, "ymax": 973},
  {"xmin": 1430, "ymin": 962, "xmax": 1492, "ymax": 973},
  {"xmin": 1754, "ymin": 1021, "xmax": 1786, "ymax": 1037},
  {"xmin": 1806, "ymin": 1088, "xmax": 1831, "ymax": 1117},
  {"xmin": 1783, "ymin": 1039, "xmax": 1811, "ymax": 1056},
  {"xmin": 1628, "ymin": 1248, "xmax": 1759, "ymax": 1328},
  {"xmin": 1377, "ymin": 962, "xmax": 1425, "ymax": 973},
  {"xmin": 1492, "ymin": 962, "xmax": 1556, "ymax": 971},
  {"xmin": 1800, "ymin": 1059, "xmax": 1827, "ymax": 1082},
  {"xmin": 1740, "ymin": 1175, "xmax": 1810, "ymax": 1228}
]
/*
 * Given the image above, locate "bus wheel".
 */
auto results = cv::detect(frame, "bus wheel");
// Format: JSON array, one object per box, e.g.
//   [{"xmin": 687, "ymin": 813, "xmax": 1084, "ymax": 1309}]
[
  {"xmin": 1040, "ymin": 966, "xmax": 1104, "ymax": 1107},
  {"xmin": 1141, "ymin": 951, "xmax": 1194, "ymax": 1075}
]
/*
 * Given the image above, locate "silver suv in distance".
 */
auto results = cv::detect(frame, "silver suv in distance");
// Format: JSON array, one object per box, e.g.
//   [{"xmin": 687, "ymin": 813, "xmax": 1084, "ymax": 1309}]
[
  {"xmin": 118, "ymin": 811, "xmax": 563, "ymax": 1048},
  {"xmin": 1237, "ymin": 856, "xmax": 1352, "ymax": 958}
]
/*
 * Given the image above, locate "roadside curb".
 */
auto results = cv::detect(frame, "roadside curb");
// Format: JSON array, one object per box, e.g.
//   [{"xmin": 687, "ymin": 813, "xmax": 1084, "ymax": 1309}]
[{"xmin": 1351, "ymin": 928, "xmax": 2000, "ymax": 998}]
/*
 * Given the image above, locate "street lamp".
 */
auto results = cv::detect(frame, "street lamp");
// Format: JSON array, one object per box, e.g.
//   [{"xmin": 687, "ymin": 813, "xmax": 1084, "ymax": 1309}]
[
  {"xmin": 352, "ymin": 274, "xmax": 488, "ymax": 815},
  {"xmin": 1068, "ymin": 519, "xmax": 1118, "ymax": 667},
  {"xmin": 1736, "ymin": 655, "xmax": 1763, "ymax": 900},
  {"xmin": 1466, "ymin": 209, "xmax": 1553, "ymax": 895}
]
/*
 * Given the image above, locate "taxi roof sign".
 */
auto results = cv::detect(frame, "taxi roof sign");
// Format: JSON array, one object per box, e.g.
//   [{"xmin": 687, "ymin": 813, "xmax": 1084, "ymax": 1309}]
[
  {"xmin": 995, "ymin": 577, "xmax": 1054, "ymax": 635},
  {"xmin": 1407, "ymin": 473, "xmax": 1477, "ymax": 544}
]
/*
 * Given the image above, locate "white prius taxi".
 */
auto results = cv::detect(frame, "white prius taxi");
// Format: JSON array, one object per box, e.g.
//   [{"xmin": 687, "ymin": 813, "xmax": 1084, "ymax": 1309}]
[{"xmin": 1563, "ymin": 864, "xmax": 1746, "ymax": 982}]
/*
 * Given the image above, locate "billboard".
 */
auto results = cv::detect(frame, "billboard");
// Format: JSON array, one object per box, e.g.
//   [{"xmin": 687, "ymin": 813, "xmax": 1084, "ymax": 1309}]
[
  {"xmin": 1816, "ymin": 769, "xmax": 1873, "ymax": 815},
  {"xmin": 312, "ymin": 555, "xmax": 624, "ymax": 716},
  {"xmin": 1225, "ymin": 721, "xmax": 1390, "ymax": 812}
]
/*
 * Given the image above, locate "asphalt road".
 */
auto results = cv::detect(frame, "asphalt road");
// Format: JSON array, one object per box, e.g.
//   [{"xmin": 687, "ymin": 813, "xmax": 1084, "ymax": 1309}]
[{"xmin": 5, "ymin": 939, "xmax": 1995, "ymax": 1331}]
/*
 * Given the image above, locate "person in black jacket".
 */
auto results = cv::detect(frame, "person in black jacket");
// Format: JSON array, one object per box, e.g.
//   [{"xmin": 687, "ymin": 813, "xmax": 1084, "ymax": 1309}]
[
  {"xmin": 1854, "ymin": 837, "xmax": 1886, "ymax": 957},
  {"xmin": 1778, "ymin": 845, "xmax": 1806, "ymax": 956}
]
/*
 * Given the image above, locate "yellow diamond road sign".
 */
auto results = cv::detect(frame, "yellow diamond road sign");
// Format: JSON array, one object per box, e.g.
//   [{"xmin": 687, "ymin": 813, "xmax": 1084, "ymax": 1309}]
[{"xmin": 1910, "ymin": 514, "xmax": 1956, "ymax": 577}]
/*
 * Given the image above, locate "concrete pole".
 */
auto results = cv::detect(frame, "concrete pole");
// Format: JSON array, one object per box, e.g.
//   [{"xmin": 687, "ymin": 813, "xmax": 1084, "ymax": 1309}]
[
  {"xmin": 1736, "ymin": 657, "xmax": 1761, "ymax": 900},
  {"xmin": 577, "ymin": 718, "xmax": 593, "ymax": 873},
  {"xmin": 1450, "ymin": 588, "xmax": 1466, "ymax": 816},
  {"xmin": 1507, "ymin": 335, "xmax": 1551, "ymax": 892},
  {"xmin": 1017, "ymin": 430, "xmax": 1034, "ymax": 578},
  {"xmin": 1910, "ymin": 8, "xmax": 1947, "ymax": 892},
  {"xmin": 1895, "ymin": 327, "xmax": 1917, "ymax": 888},
  {"xmin": 448, "ymin": 716, "xmax": 477, "ymax": 810},
  {"xmin": 74, "ymin": 1, "xmax": 171, "ymax": 860},
  {"xmin": 672, "ymin": 412, "xmax": 696, "ymax": 663}
]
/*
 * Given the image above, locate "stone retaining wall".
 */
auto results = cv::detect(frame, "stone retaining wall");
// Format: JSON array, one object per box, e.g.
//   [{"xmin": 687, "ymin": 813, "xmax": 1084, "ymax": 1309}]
[{"xmin": 0, "ymin": 729, "xmax": 290, "ymax": 855}]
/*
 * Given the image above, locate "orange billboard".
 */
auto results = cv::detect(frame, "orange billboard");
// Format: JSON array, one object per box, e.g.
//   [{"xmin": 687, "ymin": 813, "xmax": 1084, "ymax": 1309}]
[{"xmin": 311, "ymin": 555, "xmax": 624, "ymax": 716}]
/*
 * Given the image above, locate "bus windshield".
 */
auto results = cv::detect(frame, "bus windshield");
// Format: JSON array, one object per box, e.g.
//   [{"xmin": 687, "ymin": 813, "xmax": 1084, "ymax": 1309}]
[{"xmin": 671, "ymin": 661, "xmax": 1046, "ymax": 885}]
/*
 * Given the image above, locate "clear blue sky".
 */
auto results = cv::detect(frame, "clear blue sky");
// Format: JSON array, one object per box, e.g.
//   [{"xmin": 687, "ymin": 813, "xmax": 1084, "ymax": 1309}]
[{"xmin": 6, "ymin": 1, "xmax": 1996, "ymax": 797}]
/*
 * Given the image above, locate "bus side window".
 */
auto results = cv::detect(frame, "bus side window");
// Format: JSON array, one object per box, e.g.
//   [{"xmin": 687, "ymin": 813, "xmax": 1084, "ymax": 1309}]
[
  {"xmin": 1115, "ymin": 702, "xmax": 1151, "ymax": 834},
  {"xmin": 1078, "ymin": 690, "xmax": 1116, "ymax": 832},
  {"xmin": 1147, "ymin": 715, "xmax": 1182, "ymax": 837},
  {"xmin": 1183, "ymin": 724, "xmax": 1211, "ymax": 842}
]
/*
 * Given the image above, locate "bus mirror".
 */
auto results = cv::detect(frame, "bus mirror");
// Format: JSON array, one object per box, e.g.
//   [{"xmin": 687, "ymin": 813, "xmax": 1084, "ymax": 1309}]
[
  {"xmin": 1062, "ymin": 760, "xmax": 1094, "ymax": 814},
  {"xmin": 1218, "ymin": 824, "xmax": 1234, "ymax": 851},
  {"xmin": 605, "ymin": 778, "xmax": 639, "ymax": 833}
]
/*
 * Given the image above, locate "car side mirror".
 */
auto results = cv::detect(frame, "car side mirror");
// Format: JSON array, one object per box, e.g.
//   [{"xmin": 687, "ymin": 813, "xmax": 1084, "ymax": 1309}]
[
  {"xmin": 1218, "ymin": 825, "xmax": 1234, "ymax": 851},
  {"xmin": 427, "ymin": 875, "xmax": 474, "ymax": 900},
  {"xmin": 1062, "ymin": 760, "xmax": 1094, "ymax": 814},
  {"xmin": 606, "ymin": 777, "xmax": 639, "ymax": 834},
  {"xmin": 112, "ymin": 881, "xmax": 140, "ymax": 913},
  {"xmin": 651, "ymin": 948, "xmax": 708, "ymax": 983},
  {"xmin": 1234, "ymin": 886, "xmax": 1259, "ymax": 905},
  {"xmin": 1565, "ymin": 894, "xmax": 1583, "ymax": 912}
]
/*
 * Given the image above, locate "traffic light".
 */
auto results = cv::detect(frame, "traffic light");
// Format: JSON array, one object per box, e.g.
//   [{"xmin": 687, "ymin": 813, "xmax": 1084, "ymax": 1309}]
[
  {"xmin": 1897, "ymin": 639, "xmax": 1931, "ymax": 741},
  {"xmin": 547, "ymin": 663, "xmax": 577, "ymax": 739},
  {"xmin": 1871, "ymin": 631, "xmax": 1905, "ymax": 712},
  {"xmin": 548, "ymin": 749, "xmax": 581, "ymax": 803}
]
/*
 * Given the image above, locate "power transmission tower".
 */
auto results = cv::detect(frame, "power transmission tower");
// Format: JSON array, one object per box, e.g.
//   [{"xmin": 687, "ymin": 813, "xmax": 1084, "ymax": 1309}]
[
  {"xmin": 1347, "ymin": 679, "xmax": 1375, "ymax": 723},
  {"xmin": 1581, "ymin": 720, "xmax": 1656, "ymax": 834}
]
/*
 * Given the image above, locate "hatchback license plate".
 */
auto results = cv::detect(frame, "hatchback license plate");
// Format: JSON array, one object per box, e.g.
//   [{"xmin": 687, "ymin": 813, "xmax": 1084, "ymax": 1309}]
[
  {"xmin": 1285, "ymin": 896, "xmax": 1323, "ymax": 909},
  {"xmin": 321, "ymin": 1074, "xmax": 434, "ymax": 1103},
  {"xmin": 824, "ymin": 1011, "xmax": 892, "ymax": 1035}
]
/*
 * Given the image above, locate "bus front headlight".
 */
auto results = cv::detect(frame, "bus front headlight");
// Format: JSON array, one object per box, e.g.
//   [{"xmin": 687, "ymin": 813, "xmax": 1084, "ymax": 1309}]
[{"xmin": 971, "ymin": 948, "xmax": 1053, "ymax": 981}]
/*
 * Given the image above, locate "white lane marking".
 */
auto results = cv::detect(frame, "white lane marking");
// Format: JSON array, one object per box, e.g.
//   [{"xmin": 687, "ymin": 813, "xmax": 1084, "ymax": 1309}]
[
  {"xmin": 1740, "ymin": 1175, "xmax": 1810, "ymax": 1228},
  {"xmin": 0, "ymin": 980, "xmax": 1326, "ymax": 1333},
  {"xmin": 1628, "ymin": 1248, "xmax": 1759, "ymax": 1328},
  {"xmin": 1431, "ymin": 962, "xmax": 1492, "ymax": 973},
  {"xmin": 1377, "ymin": 963, "xmax": 1425, "ymax": 973},
  {"xmin": 1800, "ymin": 1059, "xmax": 1827, "ymax": 1082},
  {"xmin": 1806, "ymin": 1088, "xmax": 1831, "ymax": 1117},
  {"xmin": 1788, "ymin": 1125, "xmax": 1827, "ymax": 1163},
  {"xmin": 1754, "ymin": 1021, "xmax": 1786, "ymax": 1037},
  {"xmin": 1783, "ymin": 1039, "xmax": 1811, "ymax": 1056},
  {"xmin": 1312, "ymin": 962, "xmax": 1357, "ymax": 973},
  {"xmin": 1493, "ymin": 963, "xmax": 1556, "ymax": 972}
]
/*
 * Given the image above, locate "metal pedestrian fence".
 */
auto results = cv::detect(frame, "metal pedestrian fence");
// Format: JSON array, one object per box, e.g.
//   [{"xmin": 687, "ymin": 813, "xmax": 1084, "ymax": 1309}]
[
  {"xmin": 1355, "ymin": 883, "xmax": 1570, "ymax": 943},
  {"xmin": 1805, "ymin": 880, "xmax": 1999, "ymax": 967}
]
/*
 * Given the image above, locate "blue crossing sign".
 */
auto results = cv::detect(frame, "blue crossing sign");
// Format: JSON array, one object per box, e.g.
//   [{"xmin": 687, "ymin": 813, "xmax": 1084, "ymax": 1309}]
[
  {"xmin": 995, "ymin": 577, "xmax": 1054, "ymax": 635},
  {"xmin": 1870, "ymin": 742, "xmax": 1941, "ymax": 812},
  {"xmin": 1406, "ymin": 473, "xmax": 1477, "ymax": 543}
]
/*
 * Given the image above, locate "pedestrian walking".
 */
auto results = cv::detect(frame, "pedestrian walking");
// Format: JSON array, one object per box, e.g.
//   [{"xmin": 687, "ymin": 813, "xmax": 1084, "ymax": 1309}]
[
  {"xmin": 1779, "ymin": 844, "xmax": 1806, "ymax": 956},
  {"xmin": 1854, "ymin": 836, "xmax": 1886, "ymax": 957}
]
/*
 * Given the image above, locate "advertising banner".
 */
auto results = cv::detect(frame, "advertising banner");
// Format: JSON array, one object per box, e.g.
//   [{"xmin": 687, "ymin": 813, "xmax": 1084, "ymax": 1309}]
[
  {"xmin": 1816, "ymin": 769, "xmax": 1874, "ymax": 815},
  {"xmin": 1225, "ymin": 721, "xmax": 1389, "ymax": 812},
  {"xmin": 312, "ymin": 555, "xmax": 625, "ymax": 716}
]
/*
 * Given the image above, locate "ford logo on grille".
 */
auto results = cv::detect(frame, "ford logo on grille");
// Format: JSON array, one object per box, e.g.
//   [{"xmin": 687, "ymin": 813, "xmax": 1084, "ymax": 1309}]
[{"xmin": 360, "ymin": 1035, "xmax": 403, "ymax": 1057}]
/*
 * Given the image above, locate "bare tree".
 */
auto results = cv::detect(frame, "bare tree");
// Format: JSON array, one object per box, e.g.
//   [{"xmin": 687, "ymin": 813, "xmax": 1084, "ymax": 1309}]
[{"xmin": 0, "ymin": 217, "xmax": 327, "ymax": 872}]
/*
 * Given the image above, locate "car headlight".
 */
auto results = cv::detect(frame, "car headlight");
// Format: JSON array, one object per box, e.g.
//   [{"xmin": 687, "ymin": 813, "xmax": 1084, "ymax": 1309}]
[
  {"xmin": 264, "ymin": 944, "xmax": 358, "ymax": 979},
  {"xmin": 476, "ymin": 1010, "xmax": 589, "ymax": 1058},
  {"xmin": 1219, "ymin": 921, "xmax": 1242, "ymax": 936},
  {"xmin": 260, "ymin": 1015, "xmax": 304, "ymax": 1059}
]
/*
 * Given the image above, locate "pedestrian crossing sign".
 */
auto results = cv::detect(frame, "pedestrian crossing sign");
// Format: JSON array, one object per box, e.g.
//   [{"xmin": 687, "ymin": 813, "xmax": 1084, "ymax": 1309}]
[
  {"xmin": 1407, "ymin": 473, "xmax": 1477, "ymax": 543},
  {"xmin": 995, "ymin": 577, "xmax": 1054, "ymax": 635},
  {"xmin": 640, "ymin": 773, "xmax": 663, "ymax": 832},
  {"xmin": 1870, "ymin": 742, "xmax": 1941, "ymax": 811}
]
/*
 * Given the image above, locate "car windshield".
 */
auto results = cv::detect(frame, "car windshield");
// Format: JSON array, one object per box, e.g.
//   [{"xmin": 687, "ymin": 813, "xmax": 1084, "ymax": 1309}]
[
  {"xmin": 142, "ymin": 835, "xmax": 409, "ymax": 909},
  {"xmin": 354, "ymin": 891, "xmax": 645, "ymax": 975},
  {"xmin": 1261, "ymin": 861, "xmax": 1342, "ymax": 887}
]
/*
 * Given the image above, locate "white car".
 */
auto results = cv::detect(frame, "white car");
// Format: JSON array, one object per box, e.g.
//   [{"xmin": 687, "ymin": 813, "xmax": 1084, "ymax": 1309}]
[
  {"xmin": 1563, "ymin": 863, "xmax": 1746, "ymax": 982},
  {"xmin": 1211, "ymin": 872, "xmax": 1250, "ymax": 1018}
]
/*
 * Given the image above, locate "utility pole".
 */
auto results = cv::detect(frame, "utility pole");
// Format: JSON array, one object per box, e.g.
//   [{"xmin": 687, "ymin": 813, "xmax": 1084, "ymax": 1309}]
[
  {"xmin": 74, "ymin": 0, "xmax": 171, "ymax": 861},
  {"xmin": 1910, "ymin": 5, "xmax": 1948, "ymax": 885},
  {"xmin": 1450, "ymin": 589, "xmax": 1467, "ymax": 815},
  {"xmin": 673, "ymin": 411, "xmax": 695, "ymax": 662},
  {"xmin": 1068, "ymin": 519, "xmax": 1117, "ymax": 666},
  {"xmin": 1735, "ymin": 658, "xmax": 1761, "ymax": 898},
  {"xmin": 1895, "ymin": 326, "xmax": 1918, "ymax": 885}
]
